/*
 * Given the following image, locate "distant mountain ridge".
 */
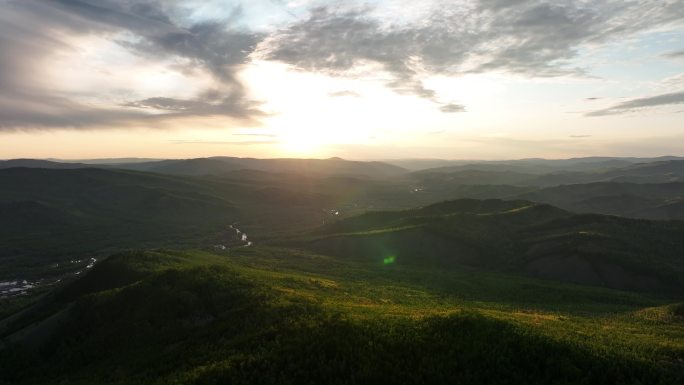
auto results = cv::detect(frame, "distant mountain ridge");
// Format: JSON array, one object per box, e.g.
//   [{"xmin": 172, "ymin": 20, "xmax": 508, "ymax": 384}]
[
  {"xmin": 0, "ymin": 156, "xmax": 407, "ymax": 178},
  {"xmin": 5, "ymin": 157, "xmax": 684, "ymax": 226},
  {"xmin": 120, "ymin": 156, "xmax": 407, "ymax": 177},
  {"xmin": 0, "ymin": 159, "xmax": 93, "ymax": 169},
  {"xmin": 391, "ymin": 156, "xmax": 684, "ymax": 172},
  {"xmin": 412, "ymin": 159, "xmax": 684, "ymax": 186},
  {"xmin": 6, "ymin": 156, "xmax": 684, "ymax": 182},
  {"xmin": 47, "ymin": 157, "xmax": 164, "ymax": 164}
]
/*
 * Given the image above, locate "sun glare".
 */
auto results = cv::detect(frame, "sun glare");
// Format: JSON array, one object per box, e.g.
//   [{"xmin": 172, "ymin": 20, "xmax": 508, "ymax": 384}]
[{"xmin": 279, "ymin": 131, "xmax": 325, "ymax": 155}]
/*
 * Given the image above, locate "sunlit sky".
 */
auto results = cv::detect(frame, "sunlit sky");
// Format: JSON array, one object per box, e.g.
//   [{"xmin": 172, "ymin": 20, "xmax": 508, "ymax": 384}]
[{"xmin": 1, "ymin": 0, "xmax": 683, "ymax": 160}]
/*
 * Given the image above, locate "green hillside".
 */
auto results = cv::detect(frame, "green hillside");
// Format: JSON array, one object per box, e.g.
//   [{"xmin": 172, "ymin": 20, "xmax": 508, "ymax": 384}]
[
  {"xmin": 0, "ymin": 167, "xmax": 335, "ymax": 277},
  {"xmin": 0, "ymin": 168, "xmax": 237, "ymax": 276},
  {"xmin": 1, "ymin": 249, "xmax": 682, "ymax": 384},
  {"xmin": 292, "ymin": 200, "xmax": 684, "ymax": 295}
]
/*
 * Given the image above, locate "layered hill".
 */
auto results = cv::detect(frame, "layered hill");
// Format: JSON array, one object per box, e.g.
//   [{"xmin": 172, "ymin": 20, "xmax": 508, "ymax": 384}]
[
  {"xmin": 413, "ymin": 160, "xmax": 684, "ymax": 187},
  {"xmin": 517, "ymin": 182, "xmax": 684, "ymax": 220},
  {"xmin": 6, "ymin": 157, "xmax": 684, "ymax": 185},
  {"xmin": 6, "ymin": 164, "xmax": 684, "ymax": 281},
  {"xmin": 603, "ymin": 160, "xmax": 684, "ymax": 183},
  {"xmin": 407, "ymin": 156, "xmax": 684, "ymax": 174},
  {"xmin": 291, "ymin": 199, "xmax": 684, "ymax": 295}
]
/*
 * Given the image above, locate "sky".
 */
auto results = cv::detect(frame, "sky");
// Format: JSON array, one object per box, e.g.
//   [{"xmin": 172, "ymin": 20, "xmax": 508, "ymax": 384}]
[{"xmin": 0, "ymin": 0, "xmax": 683, "ymax": 160}]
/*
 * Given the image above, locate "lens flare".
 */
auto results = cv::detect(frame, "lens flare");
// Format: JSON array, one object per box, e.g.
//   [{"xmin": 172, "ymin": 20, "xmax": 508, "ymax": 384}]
[{"xmin": 383, "ymin": 256, "xmax": 396, "ymax": 265}]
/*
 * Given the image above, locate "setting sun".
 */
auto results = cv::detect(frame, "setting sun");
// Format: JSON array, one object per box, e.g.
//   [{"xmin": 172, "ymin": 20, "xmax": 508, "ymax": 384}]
[{"xmin": 279, "ymin": 130, "xmax": 325, "ymax": 155}]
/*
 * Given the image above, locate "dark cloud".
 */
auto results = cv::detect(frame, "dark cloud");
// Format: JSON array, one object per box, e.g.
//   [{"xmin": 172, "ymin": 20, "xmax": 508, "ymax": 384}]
[
  {"xmin": 0, "ymin": 92, "xmax": 149, "ymax": 129},
  {"xmin": 328, "ymin": 90, "xmax": 360, "ymax": 97},
  {"xmin": 439, "ymin": 103, "xmax": 466, "ymax": 113},
  {"xmin": 263, "ymin": 1, "xmax": 684, "ymax": 107},
  {"xmin": 586, "ymin": 91, "xmax": 684, "ymax": 116},
  {"xmin": 0, "ymin": 1, "xmax": 155, "ymax": 131},
  {"xmin": 663, "ymin": 50, "xmax": 684, "ymax": 59},
  {"xmin": 262, "ymin": 6, "xmax": 468, "ymax": 110},
  {"xmin": 44, "ymin": 0, "xmax": 259, "ymax": 79},
  {"xmin": 0, "ymin": 0, "xmax": 263, "ymax": 130},
  {"xmin": 123, "ymin": 93, "xmax": 264, "ymax": 120}
]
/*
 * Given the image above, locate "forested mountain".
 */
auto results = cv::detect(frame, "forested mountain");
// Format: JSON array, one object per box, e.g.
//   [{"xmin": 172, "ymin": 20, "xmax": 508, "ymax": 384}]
[
  {"xmin": 517, "ymin": 182, "xmax": 684, "ymax": 220},
  {"xmin": 2, "ymin": 249, "xmax": 682, "ymax": 384},
  {"xmin": 293, "ymin": 199, "xmax": 684, "ymax": 294}
]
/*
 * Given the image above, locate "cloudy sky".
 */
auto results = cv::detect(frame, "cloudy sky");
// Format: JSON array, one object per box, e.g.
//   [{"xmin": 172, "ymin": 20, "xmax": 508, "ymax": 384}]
[{"xmin": 1, "ymin": 0, "xmax": 683, "ymax": 160}]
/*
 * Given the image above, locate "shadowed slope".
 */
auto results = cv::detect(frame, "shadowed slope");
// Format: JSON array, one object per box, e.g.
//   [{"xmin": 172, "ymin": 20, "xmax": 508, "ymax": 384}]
[{"xmin": 293, "ymin": 199, "xmax": 684, "ymax": 294}]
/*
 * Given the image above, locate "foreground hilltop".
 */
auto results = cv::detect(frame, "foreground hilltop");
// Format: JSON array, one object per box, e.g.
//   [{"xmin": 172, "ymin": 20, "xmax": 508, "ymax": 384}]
[{"xmin": 1, "ymin": 249, "xmax": 682, "ymax": 384}]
